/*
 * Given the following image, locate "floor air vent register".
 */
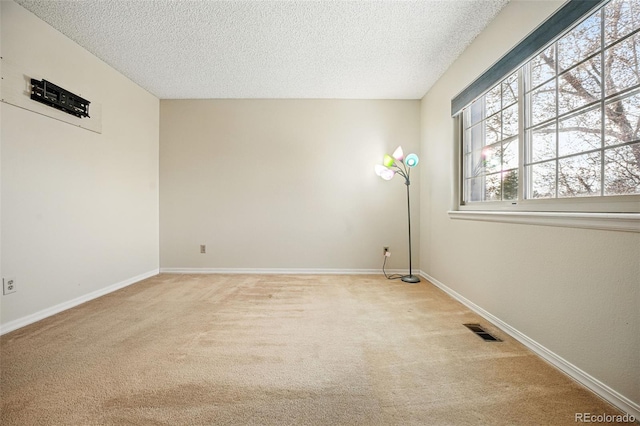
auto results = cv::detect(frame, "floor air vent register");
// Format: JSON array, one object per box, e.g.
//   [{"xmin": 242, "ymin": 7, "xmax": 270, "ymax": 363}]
[{"xmin": 463, "ymin": 323, "xmax": 502, "ymax": 342}]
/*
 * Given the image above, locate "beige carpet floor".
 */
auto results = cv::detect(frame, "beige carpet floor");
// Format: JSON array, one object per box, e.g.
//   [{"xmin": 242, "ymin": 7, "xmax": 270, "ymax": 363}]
[{"xmin": 0, "ymin": 274, "xmax": 630, "ymax": 425}]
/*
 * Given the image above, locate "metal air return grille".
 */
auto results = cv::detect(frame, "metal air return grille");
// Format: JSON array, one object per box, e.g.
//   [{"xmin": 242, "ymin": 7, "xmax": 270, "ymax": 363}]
[{"xmin": 463, "ymin": 323, "xmax": 502, "ymax": 342}]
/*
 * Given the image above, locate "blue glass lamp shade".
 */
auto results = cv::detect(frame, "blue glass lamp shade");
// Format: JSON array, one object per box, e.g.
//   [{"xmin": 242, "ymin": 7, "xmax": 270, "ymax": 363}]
[{"xmin": 405, "ymin": 153, "xmax": 419, "ymax": 167}]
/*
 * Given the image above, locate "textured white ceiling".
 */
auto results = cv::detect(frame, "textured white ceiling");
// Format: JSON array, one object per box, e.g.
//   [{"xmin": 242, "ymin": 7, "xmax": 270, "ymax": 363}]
[{"xmin": 15, "ymin": 0, "xmax": 510, "ymax": 99}]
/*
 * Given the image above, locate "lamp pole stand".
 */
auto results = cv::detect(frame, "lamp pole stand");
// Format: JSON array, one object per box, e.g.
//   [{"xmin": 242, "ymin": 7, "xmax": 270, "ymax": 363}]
[
  {"xmin": 401, "ymin": 178, "xmax": 420, "ymax": 284},
  {"xmin": 375, "ymin": 147, "xmax": 421, "ymax": 284}
]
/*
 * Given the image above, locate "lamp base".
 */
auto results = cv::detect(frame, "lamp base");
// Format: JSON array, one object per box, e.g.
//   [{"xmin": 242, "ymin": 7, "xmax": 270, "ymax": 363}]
[{"xmin": 401, "ymin": 275, "xmax": 421, "ymax": 284}]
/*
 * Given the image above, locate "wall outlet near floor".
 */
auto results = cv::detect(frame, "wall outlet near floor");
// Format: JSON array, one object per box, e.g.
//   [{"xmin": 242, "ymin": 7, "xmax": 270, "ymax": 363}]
[
  {"xmin": 3, "ymin": 277, "xmax": 16, "ymax": 295},
  {"xmin": 200, "ymin": 244, "xmax": 206, "ymax": 254},
  {"xmin": 383, "ymin": 246, "xmax": 391, "ymax": 257}
]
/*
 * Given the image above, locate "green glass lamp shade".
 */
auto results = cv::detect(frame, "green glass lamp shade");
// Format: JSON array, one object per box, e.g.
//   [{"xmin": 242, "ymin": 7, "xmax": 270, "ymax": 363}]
[
  {"xmin": 383, "ymin": 154, "xmax": 395, "ymax": 167},
  {"xmin": 405, "ymin": 153, "xmax": 419, "ymax": 167}
]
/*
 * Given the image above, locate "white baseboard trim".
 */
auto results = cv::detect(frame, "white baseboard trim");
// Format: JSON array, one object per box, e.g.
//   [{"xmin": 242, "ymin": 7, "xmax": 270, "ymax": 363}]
[
  {"xmin": 159, "ymin": 267, "xmax": 406, "ymax": 275},
  {"xmin": 419, "ymin": 271, "xmax": 640, "ymax": 419},
  {"xmin": 0, "ymin": 268, "xmax": 159, "ymax": 336}
]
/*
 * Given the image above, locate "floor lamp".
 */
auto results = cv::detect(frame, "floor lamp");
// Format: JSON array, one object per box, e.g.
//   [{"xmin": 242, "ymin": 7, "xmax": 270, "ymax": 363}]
[{"xmin": 375, "ymin": 146, "xmax": 420, "ymax": 284}]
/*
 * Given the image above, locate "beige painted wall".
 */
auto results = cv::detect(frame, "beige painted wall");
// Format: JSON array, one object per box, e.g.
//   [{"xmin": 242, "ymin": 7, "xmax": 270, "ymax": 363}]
[
  {"xmin": 420, "ymin": 0, "xmax": 639, "ymax": 410},
  {"xmin": 1, "ymin": 1, "xmax": 159, "ymax": 327},
  {"xmin": 160, "ymin": 99, "xmax": 420, "ymax": 271}
]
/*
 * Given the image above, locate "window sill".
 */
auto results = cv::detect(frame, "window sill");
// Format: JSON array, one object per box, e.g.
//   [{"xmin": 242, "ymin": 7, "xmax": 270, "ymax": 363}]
[{"xmin": 448, "ymin": 210, "xmax": 640, "ymax": 233}]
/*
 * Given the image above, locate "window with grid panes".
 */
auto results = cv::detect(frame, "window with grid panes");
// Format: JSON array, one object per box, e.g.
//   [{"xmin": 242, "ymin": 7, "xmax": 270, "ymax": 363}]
[
  {"xmin": 460, "ymin": 0, "xmax": 640, "ymax": 210},
  {"xmin": 463, "ymin": 72, "xmax": 519, "ymax": 203}
]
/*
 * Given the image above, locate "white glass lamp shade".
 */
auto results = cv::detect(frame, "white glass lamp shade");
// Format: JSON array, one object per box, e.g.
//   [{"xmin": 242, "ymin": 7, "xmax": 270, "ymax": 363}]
[
  {"xmin": 392, "ymin": 146, "xmax": 404, "ymax": 161},
  {"xmin": 375, "ymin": 164, "xmax": 395, "ymax": 180},
  {"xmin": 380, "ymin": 168, "xmax": 395, "ymax": 180}
]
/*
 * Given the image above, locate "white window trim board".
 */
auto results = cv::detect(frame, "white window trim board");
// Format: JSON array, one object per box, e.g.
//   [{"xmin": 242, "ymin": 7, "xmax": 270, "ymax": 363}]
[{"xmin": 448, "ymin": 210, "xmax": 640, "ymax": 232}]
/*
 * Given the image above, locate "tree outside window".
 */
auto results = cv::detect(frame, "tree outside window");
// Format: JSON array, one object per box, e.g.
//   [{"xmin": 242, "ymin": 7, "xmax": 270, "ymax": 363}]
[{"xmin": 462, "ymin": 0, "xmax": 640, "ymax": 205}]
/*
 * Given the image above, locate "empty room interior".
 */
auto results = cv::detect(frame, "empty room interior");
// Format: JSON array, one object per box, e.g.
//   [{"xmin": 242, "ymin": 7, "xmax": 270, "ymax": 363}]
[{"xmin": 1, "ymin": 0, "xmax": 639, "ymax": 424}]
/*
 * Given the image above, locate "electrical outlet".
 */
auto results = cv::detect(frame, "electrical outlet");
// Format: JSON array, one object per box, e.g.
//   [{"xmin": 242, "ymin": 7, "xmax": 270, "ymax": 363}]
[
  {"xmin": 200, "ymin": 244, "xmax": 206, "ymax": 254},
  {"xmin": 3, "ymin": 277, "xmax": 16, "ymax": 295},
  {"xmin": 383, "ymin": 246, "xmax": 390, "ymax": 257}
]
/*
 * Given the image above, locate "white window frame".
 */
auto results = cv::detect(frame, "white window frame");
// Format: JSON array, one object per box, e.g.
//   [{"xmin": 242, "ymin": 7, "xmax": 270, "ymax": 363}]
[{"xmin": 450, "ymin": 0, "xmax": 640, "ymax": 232}]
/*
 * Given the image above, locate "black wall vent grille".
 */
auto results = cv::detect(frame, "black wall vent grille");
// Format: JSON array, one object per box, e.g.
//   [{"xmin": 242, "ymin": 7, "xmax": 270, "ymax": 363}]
[
  {"xmin": 30, "ymin": 79, "xmax": 90, "ymax": 118},
  {"xmin": 463, "ymin": 323, "xmax": 502, "ymax": 342}
]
